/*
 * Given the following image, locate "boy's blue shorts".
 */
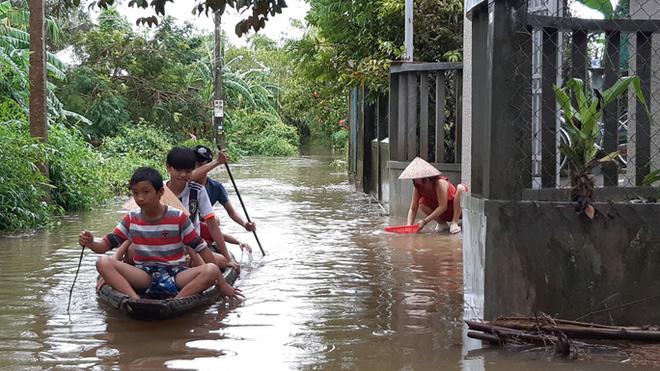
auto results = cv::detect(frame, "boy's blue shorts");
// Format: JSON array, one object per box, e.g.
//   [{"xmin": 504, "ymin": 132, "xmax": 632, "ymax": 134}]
[{"xmin": 137, "ymin": 264, "xmax": 187, "ymax": 299}]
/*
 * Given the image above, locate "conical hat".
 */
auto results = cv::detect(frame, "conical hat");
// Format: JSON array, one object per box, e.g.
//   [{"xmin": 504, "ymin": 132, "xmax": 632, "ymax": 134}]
[
  {"xmin": 398, "ymin": 157, "xmax": 442, "ymax": 179},
  {"xmin": 122, "ymin": 186, "xmax": 189, "ymax": 215}
]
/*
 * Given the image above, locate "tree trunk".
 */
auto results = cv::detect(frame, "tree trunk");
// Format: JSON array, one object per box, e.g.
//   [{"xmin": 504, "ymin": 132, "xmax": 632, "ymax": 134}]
[
  {"xmin": 570, "ymin": 169, "xmax": 596, "ymax": 217},
  {"xmin": 29, "ymin": 0, "xmax": 48, "ymax": 177}
]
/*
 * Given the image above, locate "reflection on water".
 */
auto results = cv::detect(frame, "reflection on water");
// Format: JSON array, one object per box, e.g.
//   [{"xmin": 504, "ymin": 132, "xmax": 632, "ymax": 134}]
[{"xmin": 0, "ymin": 156, "xmax": 634, "ymax": 370}]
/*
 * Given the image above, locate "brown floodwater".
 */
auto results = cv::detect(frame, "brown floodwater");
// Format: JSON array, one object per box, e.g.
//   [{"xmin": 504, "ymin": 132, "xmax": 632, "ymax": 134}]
[{"xmin": 0, "ymin": 156, "xmax": 641, "ymax": 370}]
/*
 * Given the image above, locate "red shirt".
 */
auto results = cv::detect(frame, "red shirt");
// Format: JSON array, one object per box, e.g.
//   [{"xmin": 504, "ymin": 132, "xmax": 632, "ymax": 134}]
[{"xmin": 415, "ymin": 176, "xmax": 457, "ymax": 222}]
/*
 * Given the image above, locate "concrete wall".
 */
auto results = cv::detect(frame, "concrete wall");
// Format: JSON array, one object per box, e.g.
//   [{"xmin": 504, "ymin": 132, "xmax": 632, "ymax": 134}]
[
  {"xmin": 462, "ymin": 195, "xmax": 485, "ymax": 320},
  {"xmin": 380, "ymin": 139, "xmax": 390, "ymax": 206},
  {"xmin": 463, "ymin": 194, "xmax": 660, "ymax": 325},
  {"xmin": 366, "ymin": 139, "xmax": 392, "ymax": 207},
  {"xmin": 369, "ymin": 139, "xmax": 379, "ymax": 199},
  {"xmin": 388, "ymin": 161, "xmax": 462, "ymax": 217}
]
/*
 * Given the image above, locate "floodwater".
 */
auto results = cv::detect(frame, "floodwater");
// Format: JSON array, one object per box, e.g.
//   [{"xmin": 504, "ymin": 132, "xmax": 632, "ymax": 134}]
[{"xmin": 0, "ymin": 156, "xmax": 640, "ymax": 370}]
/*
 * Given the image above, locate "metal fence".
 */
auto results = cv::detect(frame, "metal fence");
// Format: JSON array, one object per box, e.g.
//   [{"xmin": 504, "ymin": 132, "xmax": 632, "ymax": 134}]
[
  {"xmin": 389, "ymin": 62, "xmax": 463, "ymax": 164},
  {"xmin": 470, "ymin": 0, "xmax": 660, "ymax": 201}
]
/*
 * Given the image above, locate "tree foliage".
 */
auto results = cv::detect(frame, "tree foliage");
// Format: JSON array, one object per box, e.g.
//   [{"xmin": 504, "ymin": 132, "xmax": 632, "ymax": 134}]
[
  {"xmin": 0, "ymin": 1, "xmax": 65, "ymax": 108},
  {"xmin": 59, "ymin": 10, "xmax": 283, "ymax": 143},
  {"xmin": 305, "ymin": 0, "xmax": 463, "ymax": 92},
  {"xmin": 62, "ymin": 0, "xmax": 286, "ymax": 36}
]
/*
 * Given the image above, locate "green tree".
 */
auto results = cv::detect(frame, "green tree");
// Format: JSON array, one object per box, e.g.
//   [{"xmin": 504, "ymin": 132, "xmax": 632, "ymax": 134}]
[{"xmin": 60, "ymin": 10, "xmax": 293, "ymax": 149}]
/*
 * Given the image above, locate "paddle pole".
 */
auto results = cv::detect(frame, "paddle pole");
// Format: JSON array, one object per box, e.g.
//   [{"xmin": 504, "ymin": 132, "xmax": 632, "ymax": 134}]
[
  {"xmin": 67, "ymin": 245, "xmax": 85, "ymax": 313},
  {"xmin": 223, "ymin": 161, "xmax": 265, "ymax": 256}
]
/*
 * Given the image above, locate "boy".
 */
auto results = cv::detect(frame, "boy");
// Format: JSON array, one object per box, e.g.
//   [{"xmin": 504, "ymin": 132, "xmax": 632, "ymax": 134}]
[
  {"xmin": 164, "ymin": 147, "xmax": 240, "ymax": 271},
  {"xmin": 79, "ymin": 167, "xmax": 240, "ymax": 300},
  {"xmin": 191, "ymin": 145, "xmax": 255, "ymax": 252}
]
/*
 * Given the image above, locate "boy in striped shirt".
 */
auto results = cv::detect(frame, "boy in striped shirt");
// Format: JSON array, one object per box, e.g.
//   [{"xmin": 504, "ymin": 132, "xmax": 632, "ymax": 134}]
[{"xmin": 79, "ymin": 167, "xmax": 241, "ymax": 300}]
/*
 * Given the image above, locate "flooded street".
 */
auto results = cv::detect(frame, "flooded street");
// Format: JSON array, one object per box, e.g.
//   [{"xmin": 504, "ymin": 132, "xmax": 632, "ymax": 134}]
[{"xmin": 0, "ymin": 156, "xmax": 638, "ymax": 370}]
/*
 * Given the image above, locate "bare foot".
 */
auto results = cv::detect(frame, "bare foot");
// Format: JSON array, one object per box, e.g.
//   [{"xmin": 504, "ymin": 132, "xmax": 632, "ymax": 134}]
[
  {"xmin": 216, "ymin": 280, "xmax": 243, "ymax": 300},
  {"xmin": 96, "ymin": 276, "xmax": 106, "ymax": 293}
]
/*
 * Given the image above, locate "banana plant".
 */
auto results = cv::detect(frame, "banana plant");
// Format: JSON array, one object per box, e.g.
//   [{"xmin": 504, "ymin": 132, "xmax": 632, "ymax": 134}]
[
  {"xmin": 0, "ymin": 1, "xmax": 66, "ymax": 107},
  {"xmin": 643, "ymin": 169, "xmax": 660, "ymax": 187},
  {"xmin": 554, "ymin": 76, "xmax": 648, "ymax": 213}
]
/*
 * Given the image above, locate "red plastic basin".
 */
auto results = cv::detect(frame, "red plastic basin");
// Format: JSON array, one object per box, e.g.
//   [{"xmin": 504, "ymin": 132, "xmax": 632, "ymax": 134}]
[{"xmin": 384, "ymin": 224, "xmax": 421, "ymax": 234}]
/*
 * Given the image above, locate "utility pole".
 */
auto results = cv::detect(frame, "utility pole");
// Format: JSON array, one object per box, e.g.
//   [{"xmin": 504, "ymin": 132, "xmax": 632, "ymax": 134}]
[
  {"xmin": 404, "ymin": 0, "xmax": 413, "ymax": 61},
  {"xmin": 29, "ymin": 0, "xmax": 48, "ymax": 176},
  {"xmin": 213, "ymin": 11, "xmax": 225, "ymax": 148}
]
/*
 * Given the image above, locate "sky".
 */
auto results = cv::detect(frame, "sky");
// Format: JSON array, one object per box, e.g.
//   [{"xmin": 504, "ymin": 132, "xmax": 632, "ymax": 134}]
[{"xmin": 116, "ymin": 0, "xmax": 310, "ymax": 46}]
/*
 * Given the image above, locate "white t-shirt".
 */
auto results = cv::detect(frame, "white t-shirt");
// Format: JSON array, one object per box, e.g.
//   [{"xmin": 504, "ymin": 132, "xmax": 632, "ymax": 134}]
[{"xmin": 165, "ymin": 180, "xmax": 215, "ymax": 234}]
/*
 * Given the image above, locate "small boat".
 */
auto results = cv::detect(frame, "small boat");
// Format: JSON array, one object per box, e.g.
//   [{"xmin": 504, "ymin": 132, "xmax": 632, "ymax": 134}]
[{"xmin": 97, "ymin": 267, "xmax": 238, "ymax": 321}]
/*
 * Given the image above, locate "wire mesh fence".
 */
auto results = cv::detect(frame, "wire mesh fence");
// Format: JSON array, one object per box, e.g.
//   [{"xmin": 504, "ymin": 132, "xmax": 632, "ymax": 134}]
[{"xmin": 499, "ymin": 0, "xmax": 660, "ymax": 200}]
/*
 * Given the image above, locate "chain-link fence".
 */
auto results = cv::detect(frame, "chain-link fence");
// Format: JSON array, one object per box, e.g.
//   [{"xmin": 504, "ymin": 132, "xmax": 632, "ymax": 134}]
[{"xmin": 513, "ymin": 0, "xmax": 660, "ymax": 199}]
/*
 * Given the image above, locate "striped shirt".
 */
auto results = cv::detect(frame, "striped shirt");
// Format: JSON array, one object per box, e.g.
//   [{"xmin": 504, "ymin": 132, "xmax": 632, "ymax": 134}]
[{"xmin": 104, "ymin": 206, "xmax": 208, "ymax": 266}]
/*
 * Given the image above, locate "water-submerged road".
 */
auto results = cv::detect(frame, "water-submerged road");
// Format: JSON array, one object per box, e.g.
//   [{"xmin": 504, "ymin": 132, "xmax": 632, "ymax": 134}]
[{"xmin": 0, "ymin": 156, "xmax": 636, "ymax": 370}]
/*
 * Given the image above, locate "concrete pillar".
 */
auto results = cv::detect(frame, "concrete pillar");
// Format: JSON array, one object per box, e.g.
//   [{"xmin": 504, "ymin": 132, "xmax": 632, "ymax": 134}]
[{"xmin": 461, "ymin": 14, "xmax": 472, "ymax": 186}]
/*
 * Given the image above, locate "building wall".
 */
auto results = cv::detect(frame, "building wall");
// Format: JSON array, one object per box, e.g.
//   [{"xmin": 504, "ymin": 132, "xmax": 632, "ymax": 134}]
[{"xmin": 463, "ymin": 195, "xmax": 660, "ymax": 325}]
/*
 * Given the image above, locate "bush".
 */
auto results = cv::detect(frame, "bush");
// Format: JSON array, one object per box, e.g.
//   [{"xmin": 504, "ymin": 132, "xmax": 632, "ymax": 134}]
[
  {"xmin": 101, "ymin": 123, "xmax": 173, "ymax": 162},
  {"xmin": 0, "ymin": 98, "xmax": 27, "ymax": 123},
  {"xmin": 227, "ymin": 111, "xmax": 299, "ymax": 156},
  {"xmin": 0, "ymin": 120, "xmax": 55, "ymax": 232},
  {"xmin": 100, "ymin": 123, "xmax": 172, "ymax": 195},
  {"xmin": 48, "ymin": 123, "xmax": 108, "ymax": 210},
  {"xmin": 100, "ymin": 152, "xmax": 165, "ymax": 196},
  {"xmin": 331, "ymin": 129, "xmax": 349, "ymax": 153}
]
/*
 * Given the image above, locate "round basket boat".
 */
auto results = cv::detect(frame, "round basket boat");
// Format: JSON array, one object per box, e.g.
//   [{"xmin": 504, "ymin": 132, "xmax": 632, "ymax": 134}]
[{"xmin": 97, "ymin": 267, "xmax": 238, "ymax": 321}]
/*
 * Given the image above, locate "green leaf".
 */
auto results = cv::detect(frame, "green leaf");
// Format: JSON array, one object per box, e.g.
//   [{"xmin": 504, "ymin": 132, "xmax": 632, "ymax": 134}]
[
  {"xmin": 554, "ymin": 85, "xmax": 575, "ymax": 125},
  {"xmin": 576, "ymin": 0, "xmax": 614, "ymax": 18},
  {"xmin": 643, "ymin": 169, "xmax": 660, "ymax": 186},
  {"xmin": 602, "ymin": 75, "xmax": 637, "ymax": 105},
  {"xmin": 598, "ymin": 151, "xmax": 619, "ymax": 163}
]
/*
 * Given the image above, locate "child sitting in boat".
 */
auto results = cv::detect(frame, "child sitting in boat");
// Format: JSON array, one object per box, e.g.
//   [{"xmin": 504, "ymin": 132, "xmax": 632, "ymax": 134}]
[
  {"xmin": 79, "ymin": 167, "xmax": 241, "ymax": 300},
  {"xmin": 115, "ymin": 147, "xmax": 240, "ymax": 272}
]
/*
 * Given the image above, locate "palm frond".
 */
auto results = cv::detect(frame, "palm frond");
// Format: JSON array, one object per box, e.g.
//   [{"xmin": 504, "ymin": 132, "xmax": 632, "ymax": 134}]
[
  {"xmin": 643, "ymin": 169, "xmax": 660, "ymax": 186},
  {"xmin": 62, "ymin": 109, "xmax": 93, "ymax": 126},
  {"xmin": 225, "ymin": 79, "xmax": 256, "ymax": 108}
]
